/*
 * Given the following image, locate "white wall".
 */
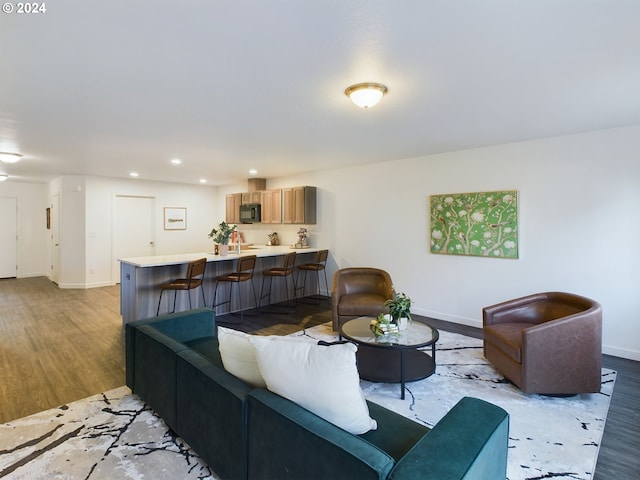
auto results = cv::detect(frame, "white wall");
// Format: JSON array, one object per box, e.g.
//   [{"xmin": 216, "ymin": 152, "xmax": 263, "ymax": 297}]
[
  {"xmin": 0, "ymin": 181, "xmax": 48, "ymax": 277},
  {"xmin": 82, "ymin": 176, "xmax": 219, "ymax": 287},
  {"xmin": 4, "ymin": 175, "xmax": 220, "ymax": 286},
  {"xmin": 3, "ymin": 125, "xmax": 639, "ymax": 360},
  {"xmin": 56, "ymin": 176, "xmax": 87, "ymax": 287},
  {"xmin": 242, "ymin": 125, "xmax": 640, "ymax": 360}
]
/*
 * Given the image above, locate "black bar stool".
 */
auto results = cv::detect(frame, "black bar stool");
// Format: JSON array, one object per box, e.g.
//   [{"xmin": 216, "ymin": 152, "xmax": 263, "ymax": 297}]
[
  {"xmin": 156, "ymin": 257, "xmax": 207, "ymax": 315},
  {"xmin": 295, "ymin": 249, "xmax": 329, "ymax": 304},
  {"xmin": 213, "ymin": 255, "xmax": 258, "ymax": 323},
  {"xmin": 258, "ymin": 251, "xmax": 297, "ymax": 313}
]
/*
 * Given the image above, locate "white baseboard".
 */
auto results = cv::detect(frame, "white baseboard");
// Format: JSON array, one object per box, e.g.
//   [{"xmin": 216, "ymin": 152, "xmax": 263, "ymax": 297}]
[
  {"xmin": 413, "ymin": 307, "xmax": 482, "ymax": 329},
  {"xmin": 17, "ymin": 272, "xmax": 47, "ymax": 278},
  {"xmin": 603, "ymin": 344, "xmax": 640, "ymax": 362},
  {"xmin": 57, "ymin": 281, "xmax": 113, "ymax": 289}
]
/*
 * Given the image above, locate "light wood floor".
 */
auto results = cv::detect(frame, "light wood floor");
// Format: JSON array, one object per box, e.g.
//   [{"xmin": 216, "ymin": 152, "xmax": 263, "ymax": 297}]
[
  {"xmin": 0, "ymin": 277, "xmax": 125, "ymax": 422},
  {"xmin": 0, "ymin": 276, "xmax": 330, "ymax": 423},
  {"xmin": 0, "ymin": 277, "xmax": 637, "ymax": 479}
]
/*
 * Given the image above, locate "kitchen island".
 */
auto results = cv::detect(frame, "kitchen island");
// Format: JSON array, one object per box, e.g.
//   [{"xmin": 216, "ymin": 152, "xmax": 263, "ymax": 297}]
[{"xmin": 119, "ymin": 246, "xmax": 322, "ymax": 324}]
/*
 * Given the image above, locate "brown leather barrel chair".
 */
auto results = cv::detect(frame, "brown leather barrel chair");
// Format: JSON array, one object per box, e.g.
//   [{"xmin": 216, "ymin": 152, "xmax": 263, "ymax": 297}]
[
  {"xmin": 483, "ymin": 291, "xmax": 602, "ymax": 395},
  {"xmin": 331, "ymin": 267, "xmax": 394, "ymax": 332}
]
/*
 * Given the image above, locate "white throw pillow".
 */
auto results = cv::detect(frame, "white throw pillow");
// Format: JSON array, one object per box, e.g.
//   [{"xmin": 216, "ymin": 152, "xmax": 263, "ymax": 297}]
[
  {"xmin": 249, "ymin": 335, "xmax": 377, "ymax": 435},
  {"xmin": 217, "ymin": 326, "xmax": 266, "ymax": 388}
]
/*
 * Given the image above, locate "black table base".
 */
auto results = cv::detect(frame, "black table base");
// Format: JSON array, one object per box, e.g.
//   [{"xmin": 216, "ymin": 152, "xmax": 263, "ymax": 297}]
[{"xmin": 355, "ymin": 344, "xmax": 436, "ymax": 399}]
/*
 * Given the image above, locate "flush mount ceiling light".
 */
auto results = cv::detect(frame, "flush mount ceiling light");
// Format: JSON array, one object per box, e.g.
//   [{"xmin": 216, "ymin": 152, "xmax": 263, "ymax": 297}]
[
  {"xmin": 0, "ymin": 152, "xmax": 23, "ymax": 163},
  {"xmin": 345, "ymin": 83, "xmax": 388, "ymax": 108}
]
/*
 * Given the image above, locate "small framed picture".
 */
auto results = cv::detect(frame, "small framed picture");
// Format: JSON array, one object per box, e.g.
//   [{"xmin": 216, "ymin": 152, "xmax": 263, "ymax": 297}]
[{"xmin": 164, "ymin": 207, "xmax": 187, "ymax": 230}]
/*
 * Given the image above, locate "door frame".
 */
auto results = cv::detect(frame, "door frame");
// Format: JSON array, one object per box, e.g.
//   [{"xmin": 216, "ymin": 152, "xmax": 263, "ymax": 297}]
[
  {"xmin": 0, "ymin": 196, "xmax": 17, "ymax": 278},
  {"xmin": 111, "ymin": 195, "xmax": 156, "ymax": 284},
  {"xmin": 50, "ymin": 194, "xmax": 60, "ymax": 283}
]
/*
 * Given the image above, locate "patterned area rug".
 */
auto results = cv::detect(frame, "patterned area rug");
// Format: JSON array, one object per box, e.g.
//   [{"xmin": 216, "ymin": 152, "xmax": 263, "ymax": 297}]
[
  {"xmin": 0, "ymin": 325, "xmax": 615, "ymax": 480},
  {"xmin": 298, "ymin": 323, "xmax": 616, "ymax": 480}
]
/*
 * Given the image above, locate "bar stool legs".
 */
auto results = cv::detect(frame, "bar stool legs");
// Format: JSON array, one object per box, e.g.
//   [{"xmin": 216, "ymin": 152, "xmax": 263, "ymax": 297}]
[
  {"xmin": 258, "ymin": 252, "xmax": 297, "ymax": 313},
  {"xmin": 213, "ymin": 281, "xmax": 258, "ymax": 323},
  {"xmin": 212, "ymin": 255, "xmax": 258, "ymax": 323},
  {"xmin": 294, "ymin": 249, "xmax": 329, "ymax": 304}
]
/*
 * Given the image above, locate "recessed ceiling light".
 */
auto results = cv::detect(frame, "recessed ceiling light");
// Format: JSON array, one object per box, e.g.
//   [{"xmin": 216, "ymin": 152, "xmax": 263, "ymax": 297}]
[
  {"xmin": 171, "ymin": 158, "xmax": 182, "ymax": 165},
  {"xmin": 130, "ymin": 172, "xmax": 139, "ymax": 177},
  {"xmin": 249, "ymin": 169, "xmax": 258, "ymax": 175},
  {"xmin": 0, "ymin": 152, "xmax": 22, "ymax": 163},
  {"xmin": 199, "ymin": 179, "xmax": 207, "ymax": 184},
  {"xmin": 0, "ymin": 174, "xmax": 8, "ymax": 182}
]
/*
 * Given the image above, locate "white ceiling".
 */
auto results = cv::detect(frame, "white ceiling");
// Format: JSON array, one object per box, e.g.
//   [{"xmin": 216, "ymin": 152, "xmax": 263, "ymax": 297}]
[{"xmin": 1, "ymin": 0, "xmax": 640, "ymax": 186}]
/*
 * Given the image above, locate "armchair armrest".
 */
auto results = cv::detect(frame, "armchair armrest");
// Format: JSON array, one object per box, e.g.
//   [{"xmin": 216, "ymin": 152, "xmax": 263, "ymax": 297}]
[
  {"xmin": 523, "ymin": 307, "xmax": 601, "ymax": 353},
  {"xmin": 521, "ymin": 309, "xmax": 602, "ymax": 389},
  {"xmin": 389, "ymin": 397, "xmax": 509, "ymax": 480}
]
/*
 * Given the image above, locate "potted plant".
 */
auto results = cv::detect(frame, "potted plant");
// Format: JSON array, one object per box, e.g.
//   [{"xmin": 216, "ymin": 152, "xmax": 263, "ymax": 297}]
[
  {"xmin": 208, "ymin": 221, "xmax": 237, "ymax": 256},
  {"xmin": 384, "ymin": 292, "xmax": 412, "ymax": 330}
]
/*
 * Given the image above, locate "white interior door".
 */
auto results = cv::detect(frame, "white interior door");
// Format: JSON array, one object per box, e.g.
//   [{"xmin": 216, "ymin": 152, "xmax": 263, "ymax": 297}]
[
  {"xmin": 50, "ymin": 194, "xmax": 60, "ymax": 283},
  {"xmin": 112, "ymin": 195, "xmax": 155, "ymax": 284},
  {"xmin": 0, "ymin": 197, "xmax": 17, "ymax": 278}
]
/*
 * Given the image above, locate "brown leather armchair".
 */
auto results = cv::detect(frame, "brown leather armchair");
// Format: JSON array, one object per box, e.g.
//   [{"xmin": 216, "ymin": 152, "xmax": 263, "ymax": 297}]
[
  {"xmin": 331, "ymin": 267, "xmax": 394, "ymax": 331},
  {"xmin": 483, "ymin": 291, "xmax": 602, "ymax": 395}
]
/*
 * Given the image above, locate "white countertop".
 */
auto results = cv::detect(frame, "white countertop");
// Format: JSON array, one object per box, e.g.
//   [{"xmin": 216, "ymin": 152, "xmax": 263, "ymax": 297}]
[{"xmin": 118, "ymin": 245, "xmax": 320, "ymax": 268}]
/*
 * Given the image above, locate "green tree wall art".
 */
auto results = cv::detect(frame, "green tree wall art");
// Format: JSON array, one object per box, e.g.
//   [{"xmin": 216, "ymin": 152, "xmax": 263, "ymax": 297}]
[{"xmin": 430, "ymin": 190, "xmax": 518, "ymax": 259}]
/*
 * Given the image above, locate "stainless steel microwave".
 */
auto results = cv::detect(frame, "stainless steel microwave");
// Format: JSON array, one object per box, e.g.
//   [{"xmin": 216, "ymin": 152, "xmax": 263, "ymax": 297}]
[{"xmin": 240, "ymin": 203, "xmax": 261, "ymax": 223}]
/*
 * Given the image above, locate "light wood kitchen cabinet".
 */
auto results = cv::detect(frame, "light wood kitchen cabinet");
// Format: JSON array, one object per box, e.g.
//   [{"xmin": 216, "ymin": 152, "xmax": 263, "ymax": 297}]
[
  {"xmin": 241, "ymin": 191, "xmax": 261, "ymax": 204},
  {"xmin": 283, "ymin": 186, "xmax": 316, "ymax": 224},
  {"xmin": 261, "ymin": 189, "xmax": 282, "ymax": 224},
  {"xmin": 225, "ymin": 193, "xmax": 242, "ymax": 224}
]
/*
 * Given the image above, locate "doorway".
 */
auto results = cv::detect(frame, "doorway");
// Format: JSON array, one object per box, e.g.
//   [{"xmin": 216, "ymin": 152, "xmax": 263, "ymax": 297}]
[{"xmin": 112, "ymin": 195, "xmax": 155, "ymax": 284}]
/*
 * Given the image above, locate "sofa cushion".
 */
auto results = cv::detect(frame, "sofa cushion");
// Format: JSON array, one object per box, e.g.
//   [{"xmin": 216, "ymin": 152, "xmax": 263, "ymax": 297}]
[
  {"xmin": 249, "ymin": 335, "xmax": 377, "ymax": 435},
  {"xmin": 183, "ymin": 335, "xmax": 223, "ymax": 367},
  {"xmin": 247, "ymin": 389, "xmax": 395, "ymax": 480},
  {"xmin": 217, "ymin": 326, "xmax": 266, "ymax": 388},
  {"xmin": 338, "ymin": 292, "xmax": 388, "ymax": 316},
  {"xmin": 360, "ymin": 401, "xmax": 429, "ymax": 461}
]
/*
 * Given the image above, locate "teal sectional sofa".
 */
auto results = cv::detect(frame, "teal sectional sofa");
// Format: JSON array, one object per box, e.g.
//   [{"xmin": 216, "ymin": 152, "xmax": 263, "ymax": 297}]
[{"xmin": 125, "ymin": 308, "xmax": 509, "ymax": 480}]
